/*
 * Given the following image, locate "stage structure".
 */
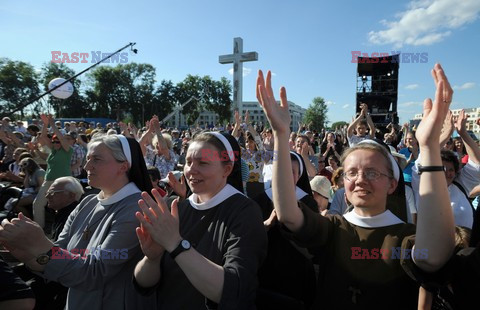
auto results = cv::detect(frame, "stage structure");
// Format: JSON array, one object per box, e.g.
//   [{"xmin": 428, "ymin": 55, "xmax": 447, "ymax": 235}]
[{"xmin": 356, "ymin": 55, "xmax": 399, "ymax": 128}]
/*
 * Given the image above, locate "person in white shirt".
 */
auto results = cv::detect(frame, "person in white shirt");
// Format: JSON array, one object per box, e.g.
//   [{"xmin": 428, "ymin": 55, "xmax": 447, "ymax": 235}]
[{"xmin": 412, "ymin": 109, "xmax": 480, "ymax": 228}]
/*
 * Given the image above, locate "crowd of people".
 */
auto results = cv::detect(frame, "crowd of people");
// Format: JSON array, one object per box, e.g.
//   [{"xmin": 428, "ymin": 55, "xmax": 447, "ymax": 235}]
[{"xmin": 0, "ymin": 63, "xmax": 478, "ymax": 309}]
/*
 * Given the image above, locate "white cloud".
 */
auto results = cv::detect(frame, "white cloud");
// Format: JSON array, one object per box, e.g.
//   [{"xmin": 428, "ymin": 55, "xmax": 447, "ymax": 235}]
[
  {"xmin": 342, "ymin": 104, "xmax": 350, "ymax": 109},
  {"xmin": 228, "ymin": 67, "xmax": 252, "ymax": 77},
  {"xmin": 326, "ymin": 100, "xmax": 336, "ymax": 105},
  {"xmin": 368, "ymin": 0, "xmax": 480, "ymax": 47},
  {"xmin": 399, "ymin": 101, "xmax": 423, "ymax": 107},
  {"xmin": 405, "ymin": 84, "xmax": 419, "ymax": 90},
  {"xmin": 453, "ymin": 82, "xmax": 475, "ymax": 90}
]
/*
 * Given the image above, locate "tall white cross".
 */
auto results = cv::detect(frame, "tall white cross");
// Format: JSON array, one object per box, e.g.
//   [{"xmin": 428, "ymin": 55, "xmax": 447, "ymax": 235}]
[{"xmin": 219, "ymin": 37, "xmax": 258, "ymax": 112}]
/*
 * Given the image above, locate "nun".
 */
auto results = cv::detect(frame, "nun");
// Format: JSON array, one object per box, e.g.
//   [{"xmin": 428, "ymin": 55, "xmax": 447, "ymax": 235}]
[
  {"xmin": 133, "ymin": 131, "xmax": 267, "ymax": 309},
  {"xmin": 0, "ymin": 134, "xmax": 155, "ymax": 310},
  {"xmin": 254, "ymin": 151, "xmax": 318, "ymax": 309}
]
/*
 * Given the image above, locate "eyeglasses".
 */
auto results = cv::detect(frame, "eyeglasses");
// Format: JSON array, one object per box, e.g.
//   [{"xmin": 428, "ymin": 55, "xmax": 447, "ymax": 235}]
[
  {"xmin": 342, "ymin": 170, "xmax": 392, "ymax": 182},
  {"xmin": 46, "ymin": 190, "xmax": 67, "ymax": 197},
  {"xmin": 52, "ymin": 140, "xmax": 60, "ymax": 144}
]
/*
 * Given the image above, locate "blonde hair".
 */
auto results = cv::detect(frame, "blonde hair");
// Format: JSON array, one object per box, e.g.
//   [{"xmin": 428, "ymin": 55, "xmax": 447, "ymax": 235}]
[{"xmin": 152, "ymin": 133, "xmax": 173, "ymax": 150}]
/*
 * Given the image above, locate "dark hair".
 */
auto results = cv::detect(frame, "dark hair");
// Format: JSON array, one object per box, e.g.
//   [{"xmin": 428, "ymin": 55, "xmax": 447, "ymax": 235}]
[
  {"xmin": 27, "ymin": 124, "xmax": 40, "ymax": 132},
  {"xmin": 454, "ymin": 226, "xmax": 471, "ymax": 251},
  {"xmin": 453, "ymin": 137, "xmax": 466, "ymax": 154},
  {"xmin": 358, "ymin": 120, "xmax": 368, "ymax": 127},
  {"xmin": 441, "ymin": 150, "xmax": 460, "ymax": 173},
  {"xmin": 78, "ymin": 133, "xmax": 89, "ymax": 144},
  {"xmin": 147, "ymin": 166, "xmax": 160, "ymax": 181},
  {"xmin": 296, "ymin": 134, "xmax": 310, "ymax": 145}
]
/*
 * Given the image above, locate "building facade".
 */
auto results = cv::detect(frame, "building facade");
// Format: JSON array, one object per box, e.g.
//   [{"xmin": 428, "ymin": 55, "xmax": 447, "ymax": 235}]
[
  {"xmin": 413, "ymin": 107, "xmax": 480, "ymax": 135},
  {"xmin": 168, "ymin": 100, "xmax": 306, "ymax": 132}
]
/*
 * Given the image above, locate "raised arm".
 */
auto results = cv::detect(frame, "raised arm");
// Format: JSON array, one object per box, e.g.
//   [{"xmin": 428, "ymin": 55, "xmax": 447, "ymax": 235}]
[
  {"xmin": 49, "ymin": 116, "xmax": 71, "ymax": 152},
  {"xmin": 456, "ymin": 109, "xmax": 480, "ymax": 165},
  {"xmin": 138, "ymin": 121, "xmax": 153, "ymax": 156},
  {"xmin": 231, "ymin": 110, "xmax": 241, "ymax": 139},
  {"xmin": 39, "ymin": 114, "xmax": 52, "ymax": 149},
  {"xmin": 256, "ymin": 70, "xmax": 303, "ymax": 231},
  {"xmin": 347, "ymin": 104, "xmax": 366, "ymax": 138},
  {"xmin": 364, "ymin": 105, "xmax": 376, "ymax": 138},
  {"xmin": 413, "ymin": 63, "xmax": 455, "ymax": 272}
]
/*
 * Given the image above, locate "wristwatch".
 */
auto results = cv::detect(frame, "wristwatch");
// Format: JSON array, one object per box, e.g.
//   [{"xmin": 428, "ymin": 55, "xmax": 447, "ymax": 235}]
[
  {"xmin": 170, "ymin": 239, "xmax": 191, "ymax": 260},
  {"xmin": 36, "ymin": 248, "xmax": 53, "ymax": 265},
  {"xmin": 417, "ymin": 164, "xmax": 445, "ymax": 175}
]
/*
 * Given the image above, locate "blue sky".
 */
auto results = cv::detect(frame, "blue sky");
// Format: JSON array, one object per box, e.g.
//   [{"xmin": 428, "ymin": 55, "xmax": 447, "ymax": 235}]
[{"xmin": 1, "ymin": 0, "xmax": 479, "ymax": 125}]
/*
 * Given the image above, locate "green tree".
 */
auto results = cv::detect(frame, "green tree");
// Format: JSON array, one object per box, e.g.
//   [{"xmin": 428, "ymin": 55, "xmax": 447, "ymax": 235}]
[
  {"xmin": 0, "ymin": 58, "xmax": 40, "ymax": 118},
  {"xmin": 303, "ymin": 97, "xmax": 328, "ymax": 131},
  {"xmin": 85, "ymin": 63, "xmax": 156, "ymax": 123},
  {"xmin": 330, "ymin": 121, "xmax": 349, "ymax": 130},
  {"xmin": 175, "ymin": 75, "xmax": 232, "ymax": 125},
  {"xmin": 149, "ymin": 80, "xmax": 177, "ymax": 125}
]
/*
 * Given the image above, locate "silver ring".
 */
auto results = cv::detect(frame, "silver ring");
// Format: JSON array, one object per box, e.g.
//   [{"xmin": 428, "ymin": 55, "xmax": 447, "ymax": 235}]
[{"xmin": 1, "ymin": 218, "xmax": 9, "ymax": 227}]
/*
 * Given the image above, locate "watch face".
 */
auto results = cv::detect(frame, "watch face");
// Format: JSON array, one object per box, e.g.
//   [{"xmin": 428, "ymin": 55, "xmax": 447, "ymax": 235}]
[
  {"xmin": 181, "ymin": 240, "xmax": 191, "ymax": 249},
  {"xmin": 36, "ymin": 255, "xmax": 50, "ymax": 265}
]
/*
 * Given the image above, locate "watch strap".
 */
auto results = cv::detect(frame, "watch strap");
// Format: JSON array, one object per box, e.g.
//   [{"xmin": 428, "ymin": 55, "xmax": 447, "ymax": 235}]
[
  {"xmin": 36, "ymin": 248, "xmax": 53, "ymax": 265},
  {"xmin": 170, "ymin": 240, "xmax": 190, "ymax": 260}
]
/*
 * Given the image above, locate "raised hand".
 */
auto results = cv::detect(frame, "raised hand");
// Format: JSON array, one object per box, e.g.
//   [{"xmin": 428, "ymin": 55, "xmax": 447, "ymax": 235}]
[
  {"xmin": 151, "ymin": 116, "xmax": 161, "ymax": 133},
  {"xmin": 234, "ymin": 110, "xmax": 241, "ymax": 125},
  {"xmin": 439, "ymin": 110, "xmax": 454, "ymax": 145},
  {"xmin": 415, "ymin": 64, "xmax": 453, "ymax": 148},
  {"xmin": 245, "ymin": 110, "xmax": 250, "ymax": 124},
  {"xmin": 300, "ymin": 142, "xmax": 309, "ymax": 158},
  {"xmin": 167, "ymin": 172, "xmax": 187, "ymax": 199},
  {"xmin": 40, "ymin": 114, "xmax": 49, "ymax": 126},
  {"xmin": 256, "ymin": 70, "xmax": 290, "ymax": 135},
  {"xmin": 136, "ymin": 189, "xmax": 181, "ymax": 252},
  {"xmin": 360, "ymin": 103, "xmax": 368, "ymax": 116},
  {"xmin": 454, "ymin": 109, "xmax": 467, "ymax": 134}
]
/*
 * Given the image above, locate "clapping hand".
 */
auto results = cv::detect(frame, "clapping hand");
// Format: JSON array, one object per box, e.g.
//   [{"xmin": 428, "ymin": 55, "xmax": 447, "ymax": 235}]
[
  {"xmin": 454, "ymin": 109, "xmax": 467, "ymax": 134},
  {"xmin": 136, "ymin": 189, "xmax": 181, "ymax": 253}
]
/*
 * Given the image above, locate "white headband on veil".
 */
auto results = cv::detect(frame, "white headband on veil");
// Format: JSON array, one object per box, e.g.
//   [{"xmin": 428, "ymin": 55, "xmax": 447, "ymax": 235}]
[{"xmin": 116, "ymin": 135, "xmax": 132, "ymax": 168}]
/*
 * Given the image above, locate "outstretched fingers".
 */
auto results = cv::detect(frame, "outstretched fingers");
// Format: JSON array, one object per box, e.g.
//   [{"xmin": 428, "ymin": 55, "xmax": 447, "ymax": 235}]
[
  {"xmin": 279, "ymin": 87, "xmax": 288, "ymax": 108},
  {"xmin": 265, "ymin": 71, "xmax": 274, "ymax": 99}
]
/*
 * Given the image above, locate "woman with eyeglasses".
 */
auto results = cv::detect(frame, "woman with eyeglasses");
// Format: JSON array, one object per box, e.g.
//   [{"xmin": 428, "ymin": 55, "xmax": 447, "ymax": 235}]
[
  {"xmin": 0, "ymin": 134, "xmax": 156, "ymax": 310},
  {"xmin": 32, "ymin": 114, "xmax": 73, "ymax": 228},
  {"xmin": 255, "ymin": 64, "xmax": 456, "ymax": 309}
]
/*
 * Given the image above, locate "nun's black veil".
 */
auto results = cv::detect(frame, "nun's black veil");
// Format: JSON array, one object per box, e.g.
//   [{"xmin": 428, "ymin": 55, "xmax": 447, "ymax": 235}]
[
  {"xmin": 126, "ymin": 137, "xmax": 153, "ymax": 194},
  {"xmin": 220, "ymin": 132, "xmax": 244, "ymax": 193},
  {"xmin": 367, "ymin": 138, "xmax": 408, "ymax": 223},
  {"xmin": 183, "ymin": 131, "xmax": 244, "ymax": 197},
  {"xmin": 290, "ymin": 151, "xmax": 313, "ymax": 197}
]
